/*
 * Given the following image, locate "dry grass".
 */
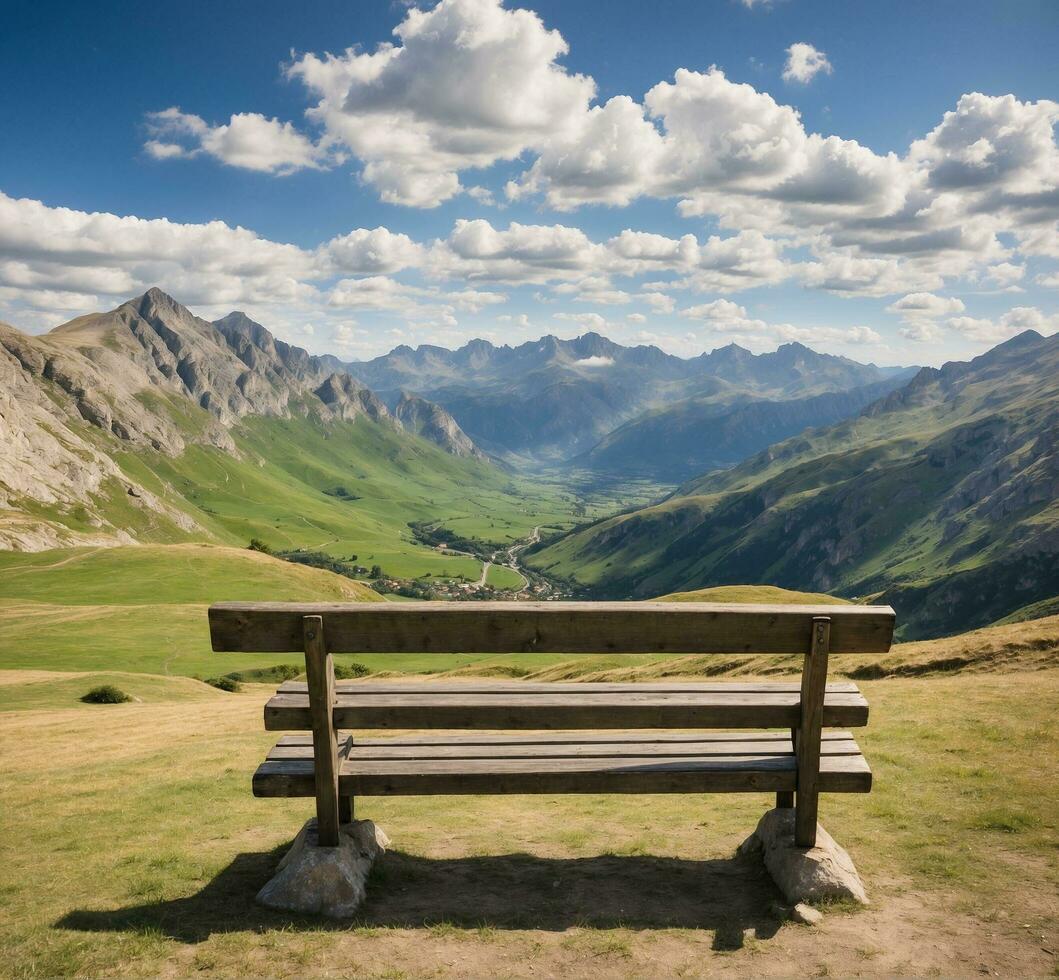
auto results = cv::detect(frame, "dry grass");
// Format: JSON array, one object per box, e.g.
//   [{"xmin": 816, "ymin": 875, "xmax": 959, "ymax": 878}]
[{"xmin": 0, "ymin": 667, "xmax": 1056, "ymax": 977}]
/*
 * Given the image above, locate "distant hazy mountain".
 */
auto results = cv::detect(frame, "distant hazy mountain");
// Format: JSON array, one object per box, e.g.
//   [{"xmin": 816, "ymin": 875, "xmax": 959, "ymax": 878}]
[
  {"xmin": 0, "ymin": 289, "xmax": 487, "ymax": 549},
  {"xmin": 344, "ymin": 333, "xmax": 908, "ymax": 462},
  {"xmin": 527, "ymin": 329, "xmax": 1059, "ymax": 639},
  {"xmin": 577, "ymin": 374, "xmax": 915, "ymax": 481}
]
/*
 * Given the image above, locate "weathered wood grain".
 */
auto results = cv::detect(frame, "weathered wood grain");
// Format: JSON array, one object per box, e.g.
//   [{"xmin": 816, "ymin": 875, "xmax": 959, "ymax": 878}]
[
  {"xmin": 277, "ymin": 680, "xmax": 865, "ymax": 694},
  {"xmin": 267, "ymin": 732, "xmax": 865, "ymax": 760},
  {"xmin": 302, "ymin": 615, "xmax": 341, "ymax": 847},
  {"xmin": 262, "ymin": 684, "xmax": 869, "ymax": 731},
  {"xmin": 251, "ymin": 740, "xmax": 872, "ymax": 797},
  {"xmin": 795, "ymin": 616, "xmax": 831, "ymax": 847},
  {"xmin": 209, "ymin": 601, "xmax": 895, "ymax": 655}
]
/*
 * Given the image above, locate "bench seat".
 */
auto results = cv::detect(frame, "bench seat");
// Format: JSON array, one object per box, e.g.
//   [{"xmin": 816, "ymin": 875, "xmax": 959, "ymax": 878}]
[
  {"xmin": 264, "ymin": 680, "xmax": 870, "ymax": 731},
  {"xmin": 254, "ymin": 730, "xmax": 872, "ymax": 797}
]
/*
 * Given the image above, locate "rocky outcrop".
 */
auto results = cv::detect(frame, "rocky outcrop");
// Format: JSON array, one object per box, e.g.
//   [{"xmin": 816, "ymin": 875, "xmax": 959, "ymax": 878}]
[
  {"xmin": 0, "ymin": 320, "xmax": 201, "ymax": 549},
  {"xmin": 313, "ymin": 373, "xmax": 392, "ymax": 423},
  {"xmin": 394, "ymin": 392, "xmax": 486, "ymax": 459}
]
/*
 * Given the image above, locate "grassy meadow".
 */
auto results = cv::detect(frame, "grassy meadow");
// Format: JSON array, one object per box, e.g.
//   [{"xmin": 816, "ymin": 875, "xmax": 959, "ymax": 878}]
[
  {"xmin": 0, "ymin": 667, "xmax": 1056, "ymax": 977},
  {"xmin": 2, "ymin": 544, "xmax": 1057, "ymax": 976}
]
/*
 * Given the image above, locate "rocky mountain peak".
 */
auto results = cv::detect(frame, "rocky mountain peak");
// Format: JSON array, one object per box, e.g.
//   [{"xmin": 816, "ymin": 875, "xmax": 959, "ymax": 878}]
[{"xmin": 394, "ymin": 392, "xmax": 486, "ymax": 460}]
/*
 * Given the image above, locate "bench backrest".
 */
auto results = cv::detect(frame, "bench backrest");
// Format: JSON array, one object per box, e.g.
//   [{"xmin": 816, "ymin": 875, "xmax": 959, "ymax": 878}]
[{"xmin": 208, "ymin": 601, "xmax": 895, "ymax": 655}]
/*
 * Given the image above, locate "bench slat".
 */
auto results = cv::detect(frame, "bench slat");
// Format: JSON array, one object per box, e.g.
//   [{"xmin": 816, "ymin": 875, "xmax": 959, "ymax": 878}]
[
  {"xmin": 263, "ymin": 683, "xmax": 869, "ymax": 731},
  {"xmin": 276, "ymin": 730, "xmax": 857, "ymax": 746},
  {"xmin": 253, "ymin": 732, "xmax": 872, "ymax": 796},
  {"xmin": 268, "ymin": 732, "xmax": 865, "ymax": 760},
  {"xmin": 276, "ymin": 681, "xmax": 864, "ymax": 694},
  {"xmin": 210, "ymin": 601, "xmax": 894, "ymax": 654}
]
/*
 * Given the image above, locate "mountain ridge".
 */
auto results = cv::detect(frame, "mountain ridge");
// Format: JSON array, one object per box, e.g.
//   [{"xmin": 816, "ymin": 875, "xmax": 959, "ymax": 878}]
[
  {"xmin": 343, "ymin": 330, "xmax": 912, "ymax": 461},
  {"xmin": 526, "ymin": 329, "xmax": 1059, "ymax": 639},
  {"xmin": 0, "ymin": 289, "xmax": 488, "ymax": 549}
]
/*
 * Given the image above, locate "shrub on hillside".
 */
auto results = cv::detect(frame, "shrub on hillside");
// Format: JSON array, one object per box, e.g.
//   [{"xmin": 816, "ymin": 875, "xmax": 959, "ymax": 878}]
[
  {"xmin": 333, "ymin": 662, "xmax": 371, "ymax": 679},
  {"xmin": 248, "ymin": 538, "xmax": 273, "ymax": 555},
  {"xmin": 81, "ymin": 684, "xmax": 132, "ymax": 704},
  {"xmin": 206, "ymin": 676, "xmax": 241, "ymax": 692},
  {"xmin": 224, "ymin": 663, "xmax": 302, "ymax": 684}
]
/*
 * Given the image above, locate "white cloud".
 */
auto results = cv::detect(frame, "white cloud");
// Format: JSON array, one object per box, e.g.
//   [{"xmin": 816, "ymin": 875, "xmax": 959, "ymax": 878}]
[
  {"xmin": 886, "ymin": 292, "xmax": 966, "ymax": 324},
  {"xmin": 553, "ymin": 311, "xmax": 613, "ymax": 332},
  {"xmin": 322, "ymin": 227, "xmax": 424, "ymax": 275},
  {"xmin": 782, "ymin": 43, "xmax": 832, "ymax": 85},
  {"xmin": 897, "ymin": 321, "xmax": 944, "ymax": 343},
  {"xmin": 286, "ymin": 0, "xmax": 594, "ymax": 206},
  {"xmin": 574, "ymin": 355, "xmax": 614, "ymax": 367},
  {"xmin": 681, "ymin": 298, "xmax": 749, "ymax": 323},
  {"xmin": 681, "ymin": 297, "xmax": 882, "ymax": 350},
  {"xmin": 145, "ymin": 108, "xmax": 328, "ymax": 175},
  {"xmin": 130, "ymin": 0, "xmax": 1059, "ymax": 308},
  {"xmin": 948, "ymin": 306, "xmax": 1059, "ymax": 343}
]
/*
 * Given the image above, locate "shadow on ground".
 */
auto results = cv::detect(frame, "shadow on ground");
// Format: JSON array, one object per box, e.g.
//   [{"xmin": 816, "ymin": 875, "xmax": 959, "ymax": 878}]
[{"xmin": 58, "ymin": 846, "xmax": 784, "ymax": 951}]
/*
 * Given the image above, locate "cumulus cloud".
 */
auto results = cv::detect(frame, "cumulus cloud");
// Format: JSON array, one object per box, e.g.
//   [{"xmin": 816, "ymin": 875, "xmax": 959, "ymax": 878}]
[
  {"xmin": 286, "ymin": 0, "xmax": 594, "ymax": 206},
  {"xmin": 948, "ymin": 307, "xmax": 1059, "ymax": 344},
  {"xmin": 321, "ymin": 227, "xmax": 424, "ymax": 275},
  {"xmin": 680, "ymin": 297, "xmax": 882, "ymax": 350},
  {"xmin": 897, "ymin": 321, "xmax": 944, "ymax": 343},
  {"xmin": 145, "ymin": 108, "xmax": 329, "ymax": 175},
  {"xmin": 131, "ymin": 0, "xmax": 1059, "ymax": 308},
  {"xmin": 553, "ymin": 311, "xmax": 614, "ymax": 332},
  {"xmin": 886, "ymin": 292, "xmax": 966, "ymax": 324},
  {"xmin": 782, "ymin": 43, "xmax": 832, "ymax": 84}
]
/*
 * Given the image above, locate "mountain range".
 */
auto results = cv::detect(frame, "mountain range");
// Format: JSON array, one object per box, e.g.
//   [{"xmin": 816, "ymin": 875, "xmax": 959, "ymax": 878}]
[
  {"xmin": 343, "ymin": 333, "xmax": 913, "ymax": 465},
  {"xmin": 526, "ymin": 329, "xmax": 1059, "ymax": 639},
  {"xmin": 1, "ymin": 288, "xmax": 917, "ymax": 552}
]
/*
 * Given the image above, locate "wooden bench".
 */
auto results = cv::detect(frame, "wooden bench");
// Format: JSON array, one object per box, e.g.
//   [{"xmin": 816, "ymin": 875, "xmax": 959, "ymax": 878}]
[{"xmin": 208, "ymin": 601, "xmax": 894, "ymax": 850}]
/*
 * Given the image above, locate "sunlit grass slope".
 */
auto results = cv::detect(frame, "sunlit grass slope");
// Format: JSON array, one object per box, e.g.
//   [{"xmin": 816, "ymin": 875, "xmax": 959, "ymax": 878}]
[
  {"xmin": 112, "ymin": 412, "xmax": 590, "ymax": 581},
  {"xmin": 0, "ymin": 543, "xmax": 380, "ymax": 605},
  {"xmin": 0, "ymin": 544, "xmax": 385, "ymax": 678},
  {"xmin": 655, "ymin": 585, "xmax": 848, "ymax": 604}
]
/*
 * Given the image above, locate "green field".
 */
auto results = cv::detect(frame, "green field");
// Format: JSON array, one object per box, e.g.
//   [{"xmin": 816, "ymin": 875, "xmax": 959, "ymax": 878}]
[{"xmin": 0, "ymin": 544, "xmax": 584, "ymax": 678}]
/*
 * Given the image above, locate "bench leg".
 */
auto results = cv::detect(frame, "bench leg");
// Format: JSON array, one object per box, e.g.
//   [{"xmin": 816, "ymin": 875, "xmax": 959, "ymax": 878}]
[
  {"xmin": 304, "ymin": 615, "xmax": 342, "ymax": 847},
  {"xmin": 338, "ymin": 796, "xmax": 353, "ymax": 823},
  {"xmin": 795, "ymin": 617, "xmax": 830, "ymax": 848}
]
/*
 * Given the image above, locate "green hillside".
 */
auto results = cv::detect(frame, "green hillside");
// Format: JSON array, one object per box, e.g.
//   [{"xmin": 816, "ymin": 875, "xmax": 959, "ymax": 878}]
[
  {"xmin": 527, "ymin": 330, "xmax": 1059, "ymax": 639},
  {"xmin": 0, "ymin": 543, "xmax": 381, "ymax": 605},
  {"xmin": 0, "ymin": 543, "xmax": 385, "ymax": 678},
  {"xmin": 0, "ymin": 544, "xmax": 579, "ymax": 677},
  {"xmin": 78, "ymin": 410, "xmax": 585, "ymax": 581}
]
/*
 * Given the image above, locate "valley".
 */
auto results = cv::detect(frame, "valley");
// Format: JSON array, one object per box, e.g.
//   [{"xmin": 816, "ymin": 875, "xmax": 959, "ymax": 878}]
[{"xmin": 2, "ymin": 287, "xmax": 1057, "ymax": 644}]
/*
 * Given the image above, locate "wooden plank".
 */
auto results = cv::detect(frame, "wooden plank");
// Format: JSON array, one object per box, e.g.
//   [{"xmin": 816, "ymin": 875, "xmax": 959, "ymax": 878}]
[
  {"xmin": 273, "ymin": 730, "xmax": 860, "ymax": 747},
  {"xmin": 303, "ymin": 615, "xmax": 342, "ymax": 847},
  {"xmin": 252, "ymin": 751, "xmax": 871, "ymax": 797},
  {"xmin": 209, "ymin": 601, "xmax": 895, "ymax": 655},
  {"xmin": 262, "ymin": 688, "xmax": 869, "ymax": 731},
  {"xmin": 267, "ymin": 734, "xmax": 865, "ymax": 760},
  {"xmin": 796, "ymin": 617, "xmax": 831, "ymax": 847},
  {"xmin": 277, "ymin": 680, "xmax": 864, "ymax": 695}
]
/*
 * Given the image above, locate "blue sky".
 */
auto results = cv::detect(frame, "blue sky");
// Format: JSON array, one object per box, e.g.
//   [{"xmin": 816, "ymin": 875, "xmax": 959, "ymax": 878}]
[{"xmin": 1, "ymin": 0, "xmax": 1057, "ymax": 364}]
